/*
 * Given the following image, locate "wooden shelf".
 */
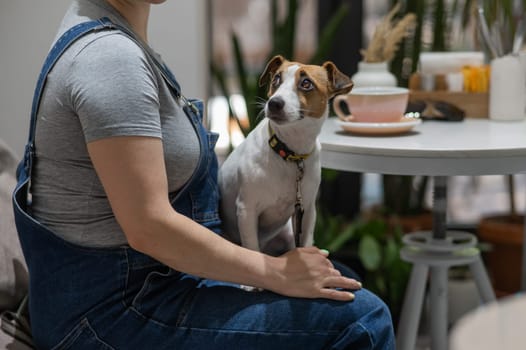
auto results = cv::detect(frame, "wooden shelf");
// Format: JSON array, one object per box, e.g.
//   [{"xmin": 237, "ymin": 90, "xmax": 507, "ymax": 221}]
[{"xmin": 409, "ymin": 91, "xmax": 489, "ymax": 119}]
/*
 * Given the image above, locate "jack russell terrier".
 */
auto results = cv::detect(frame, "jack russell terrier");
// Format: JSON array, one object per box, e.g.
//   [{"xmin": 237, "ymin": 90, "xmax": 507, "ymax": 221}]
[{"xmin": 219, "ymin": 55, "xmax": 353, "ymax": 256}]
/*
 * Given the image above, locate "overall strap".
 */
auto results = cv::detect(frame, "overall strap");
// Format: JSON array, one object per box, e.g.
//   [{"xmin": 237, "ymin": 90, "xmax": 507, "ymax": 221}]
[
  {"xmin": 28, "ymin": 18, "xmax": 115, "ymax": 148},
  {"xmin": 23, "ymin": 18, "xmax": 117, "ymax": 178},
  {"xmin": 22, "ymin": 17, "xmax": 189, "ymax": 179}
]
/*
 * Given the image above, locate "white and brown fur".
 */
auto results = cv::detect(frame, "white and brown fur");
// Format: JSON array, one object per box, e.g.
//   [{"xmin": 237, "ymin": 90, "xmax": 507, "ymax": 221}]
[{"xmin": 218, "ymin": 55, "xmax": 353, "ymax": 256}]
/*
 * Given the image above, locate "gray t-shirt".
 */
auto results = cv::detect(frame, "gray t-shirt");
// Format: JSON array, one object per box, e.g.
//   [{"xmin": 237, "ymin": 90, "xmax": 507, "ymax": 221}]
[{"xmin": 31, "ymin": 0, "xmax": 200, "ymax": 247}]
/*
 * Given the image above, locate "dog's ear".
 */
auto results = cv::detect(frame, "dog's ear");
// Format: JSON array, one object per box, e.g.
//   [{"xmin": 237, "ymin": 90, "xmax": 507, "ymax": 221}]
[
  {"xmin": 323, "ymin": 61, "xmax": 354, "ymax": 97},
  {"xmin": 259, "ymin": 55, "xmax": 285, "ymax": 87}
]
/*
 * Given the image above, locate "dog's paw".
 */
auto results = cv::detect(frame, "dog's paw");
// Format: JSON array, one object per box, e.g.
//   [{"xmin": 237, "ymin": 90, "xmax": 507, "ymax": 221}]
[{"xmin": 239, "ymin": 284, "xmax": 264, "ymax": 292}]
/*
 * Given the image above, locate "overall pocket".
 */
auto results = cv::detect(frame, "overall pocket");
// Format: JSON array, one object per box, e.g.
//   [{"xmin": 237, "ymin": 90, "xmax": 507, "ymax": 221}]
[
  {"xmin": 51, "ymin": 318, "xmax": 115, "ymax": 350},
  {"xmin": 130, "ymin": 268, "xmax": 199, "ymax": 328}
]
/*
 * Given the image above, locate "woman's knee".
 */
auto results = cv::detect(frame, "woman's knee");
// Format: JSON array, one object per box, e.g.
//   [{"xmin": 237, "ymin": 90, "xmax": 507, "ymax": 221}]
[{"xmin": 346, "ymin": 288, "xmax": 395, "ymax": 349}]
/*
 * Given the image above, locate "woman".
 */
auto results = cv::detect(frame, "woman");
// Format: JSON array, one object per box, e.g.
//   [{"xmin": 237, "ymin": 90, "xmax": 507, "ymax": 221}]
[{"xmin": 13, "ymin": 0, "xmax": 395, "ymax": 348}]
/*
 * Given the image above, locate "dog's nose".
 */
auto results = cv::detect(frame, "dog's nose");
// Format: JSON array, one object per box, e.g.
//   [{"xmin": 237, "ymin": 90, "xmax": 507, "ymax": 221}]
[{"xmin": 268, "ymin": 97, "xmax": 285, "ymax": 113}]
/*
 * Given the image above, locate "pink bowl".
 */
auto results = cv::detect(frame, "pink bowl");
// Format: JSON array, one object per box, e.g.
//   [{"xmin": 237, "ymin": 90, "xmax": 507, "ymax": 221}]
[{"xmin": 334, "ymin": 87, "xmax": 409, "ymax": 123}]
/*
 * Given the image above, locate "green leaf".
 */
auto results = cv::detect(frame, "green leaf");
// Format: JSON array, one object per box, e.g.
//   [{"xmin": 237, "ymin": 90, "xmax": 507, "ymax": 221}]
[
  {"xmin": 359, "ymin": 218, "xmax": 387, "ymax": 240},
  {"xmin": 210, "ymin": 62, "xmax": 237, "ymax": 121},
  {"xmin": 230, "ymin": 32, "xmax": 251, "ymax": 136},
  {"xmin": 271, "ymin": 0, "xmax": 277, "ymax": 43},
  {"xmin": 271, "ymin": 0, "xmax": 298, "ymax": 59},
  {"xmin": 326, "ymin": 223, "xmax": 356, "ymax": 252},
  {"xmin": 374, "ymin": 274, "xmax": 387, "ymax": 296},
  {"xmin": 432, "ymin": 0, "xmax": 447, "ymax": 51},
  {"xmin": 358, "ymin": 235, "xmax": 382, "ymax": 271},
  {"xmin": 384, "ymin": 237, "xmax": 399, "ymax": 266},
  {"xmin": 321, "ymin": 168, "xmax": 339, "ymax": 182},
  {"xmin": 314, "ymin": 210, "xmax": 342, "ymax": 249}
]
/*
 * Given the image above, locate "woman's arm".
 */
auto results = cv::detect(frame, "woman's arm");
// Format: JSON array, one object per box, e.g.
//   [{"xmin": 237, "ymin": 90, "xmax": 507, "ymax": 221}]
[{"xmin": 87, "ymin": 136, "xmax": 360, "ymax": 301}]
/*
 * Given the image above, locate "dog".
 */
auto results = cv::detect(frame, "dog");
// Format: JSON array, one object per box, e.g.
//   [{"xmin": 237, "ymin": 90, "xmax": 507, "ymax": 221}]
[{"xmin": 218, "ymin": 55, "xmax": 353, "ymax": 257}]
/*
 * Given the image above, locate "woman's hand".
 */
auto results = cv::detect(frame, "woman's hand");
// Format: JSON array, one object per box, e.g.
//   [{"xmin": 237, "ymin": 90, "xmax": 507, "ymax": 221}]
[{"xmin": 265, "ymin": 247, "xmax": 362, "ymax": 301}]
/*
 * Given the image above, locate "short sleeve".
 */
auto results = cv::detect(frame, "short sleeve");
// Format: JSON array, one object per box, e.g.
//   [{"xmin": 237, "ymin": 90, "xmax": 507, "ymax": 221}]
[{"xmin": 68, "ymin": 32, "xmax": 162, "ymax": 143}]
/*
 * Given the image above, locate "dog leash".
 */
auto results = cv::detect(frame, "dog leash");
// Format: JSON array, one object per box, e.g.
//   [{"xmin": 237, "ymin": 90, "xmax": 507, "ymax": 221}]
[
  {"xmin": 293, "ymin": 160, "xmax": 305, "ymax": 248},
  {"xmin": 268, "ymin": 124, "xmax": 311, "ymax": 247}
]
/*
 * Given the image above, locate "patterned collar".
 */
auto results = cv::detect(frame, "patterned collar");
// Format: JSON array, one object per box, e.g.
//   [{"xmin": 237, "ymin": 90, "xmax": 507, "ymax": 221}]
[{"xmin": 268, "ymin": 124, "xmax": 312, "ymax": 162}]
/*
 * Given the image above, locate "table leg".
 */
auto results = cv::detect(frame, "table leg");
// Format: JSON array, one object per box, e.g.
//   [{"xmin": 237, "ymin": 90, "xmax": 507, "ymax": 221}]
[
  {"xmin": 429, "ymin": 266, "xmax": 448, "ymax": 350},
  {"xmin": 430, "ymin": 176, "xmax": 449, "ymax": 350},
  {"xmin": 432, "ymin": 176, "xmax": 447, "ymax": 240}
]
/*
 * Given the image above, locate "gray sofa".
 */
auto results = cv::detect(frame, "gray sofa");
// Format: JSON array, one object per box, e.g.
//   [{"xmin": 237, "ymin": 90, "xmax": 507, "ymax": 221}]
[{"xmin": 0, "ymin": 139, "xmax": 33, "ymax": 349}]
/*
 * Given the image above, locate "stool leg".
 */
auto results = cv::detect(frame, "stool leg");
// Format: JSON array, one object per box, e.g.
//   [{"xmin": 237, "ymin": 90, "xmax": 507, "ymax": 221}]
[
  {"xmin": 397, "ymin": 264, "xmax": 429, "ymax": 350},
  {"xmin": 429, "ymin": 266, "xmax": 448, "ymax": 350},
  {"xmin": 469, "ymin": 256, "xmax": 496, "ymax": 303}
]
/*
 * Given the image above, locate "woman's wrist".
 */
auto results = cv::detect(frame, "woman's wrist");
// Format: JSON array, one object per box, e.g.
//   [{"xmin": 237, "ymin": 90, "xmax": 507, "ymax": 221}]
[{"xmin": 256, "ymin": 254, "xmax": 285, "ymax": 292}]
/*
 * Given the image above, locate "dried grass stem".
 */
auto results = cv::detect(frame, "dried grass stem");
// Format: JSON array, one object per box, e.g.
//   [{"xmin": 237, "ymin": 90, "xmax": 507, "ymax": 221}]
[{"xmin": 361, "ymin": 3, "xmax": 416, "ymax": 63}]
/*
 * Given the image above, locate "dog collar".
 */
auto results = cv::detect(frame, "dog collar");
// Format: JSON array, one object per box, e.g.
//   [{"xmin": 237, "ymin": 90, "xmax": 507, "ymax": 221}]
[{"xmin": 268, "ymin": 124, "xmax": 312, "ymax": 162}]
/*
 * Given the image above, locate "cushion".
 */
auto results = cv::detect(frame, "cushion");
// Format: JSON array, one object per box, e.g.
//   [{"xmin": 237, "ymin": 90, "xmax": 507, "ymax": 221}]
[
  {"xmin": 0, "ymin": 139, "xmax": 28, "ymax": 311},
  {"xmin": 0, "ymin": 331, "xmax": 33, "ymax": 350}
]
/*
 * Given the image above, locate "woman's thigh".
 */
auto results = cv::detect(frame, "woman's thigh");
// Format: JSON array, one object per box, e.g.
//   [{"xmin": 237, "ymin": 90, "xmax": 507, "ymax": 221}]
[
  {"xmin": 178, "ymin": 281, "xmax": 393, "ymax": 349},
  {"xmin": 101, "ymin": 276, "xmax": 394, "ymax": 350}
]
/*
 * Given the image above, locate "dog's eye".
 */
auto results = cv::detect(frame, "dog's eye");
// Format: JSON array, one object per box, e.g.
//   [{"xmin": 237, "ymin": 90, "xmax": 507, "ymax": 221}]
[
  {"xmin": 299, "ymin": 78, "xmax": 314, "ymax": 91},
  {"xmin": 272, "ymin": 73, "xmax": 281, "ymax": 87}
]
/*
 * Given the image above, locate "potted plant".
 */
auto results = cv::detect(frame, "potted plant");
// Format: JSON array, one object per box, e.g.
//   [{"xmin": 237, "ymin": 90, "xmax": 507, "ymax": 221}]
[
  {"xmin": 478, "ymin": 175, "xmax": 524, "ymax": 296},
  {"xmin": 314, "ymin": 209, "xmax": 411, "ymax": 326}
]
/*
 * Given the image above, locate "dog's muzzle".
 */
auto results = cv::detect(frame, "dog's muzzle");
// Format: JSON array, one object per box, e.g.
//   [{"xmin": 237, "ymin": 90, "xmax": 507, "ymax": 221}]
[{"xmin": 266, "ymin": 96, "xmax": 303, "ymax": 123}]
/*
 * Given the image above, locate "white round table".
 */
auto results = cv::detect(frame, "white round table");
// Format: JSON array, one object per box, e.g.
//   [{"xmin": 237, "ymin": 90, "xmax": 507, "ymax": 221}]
[
  {"xmin": 450, "ymin": 294, "xmax": 526, "ymax": 350},
  {"xmin": 320, "ymin": 118, "xmax": 526, "ymax": 176},
  {"xmin": 319, "ymin": 118, "xmax": 526, "ymax": 350}
]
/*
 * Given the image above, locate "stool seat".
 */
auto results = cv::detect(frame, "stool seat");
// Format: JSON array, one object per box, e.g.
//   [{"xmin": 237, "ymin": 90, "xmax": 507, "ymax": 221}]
[
  {"xmin": 396, "ymin": 230, "xmax": 496, "ymax": 350},
  {"xmin": 402, "ymin": 231, "xmax": 477, "ymax": 252},
  {"xmin": 401, "ymin": 231, "xmax": 480, "ymax": 267}
]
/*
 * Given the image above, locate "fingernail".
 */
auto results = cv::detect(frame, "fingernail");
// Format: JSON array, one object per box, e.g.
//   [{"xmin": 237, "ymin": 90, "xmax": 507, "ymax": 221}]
[
  {"xmin": 357, "ymin": 281, "xmax": 362, "ymax": 289},
  {"xmin": 320, "ymin": 249, "xmax": 330, "ymax": 256},
  {"xmin": 348, "ymin": 292, "xmax": 355, "ymax": 301}
]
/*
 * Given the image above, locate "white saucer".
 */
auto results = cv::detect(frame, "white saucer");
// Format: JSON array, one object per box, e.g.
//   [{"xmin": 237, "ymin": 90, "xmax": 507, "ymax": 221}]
[{"xmin": 336, "ymin": 117, "xmax": 422, "ymax": 135}]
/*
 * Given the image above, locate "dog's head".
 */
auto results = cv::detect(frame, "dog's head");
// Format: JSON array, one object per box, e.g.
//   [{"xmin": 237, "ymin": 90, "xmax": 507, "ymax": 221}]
[{"xmin": 258, "ymin": 55, "xmax": 353, "ymax": 124}]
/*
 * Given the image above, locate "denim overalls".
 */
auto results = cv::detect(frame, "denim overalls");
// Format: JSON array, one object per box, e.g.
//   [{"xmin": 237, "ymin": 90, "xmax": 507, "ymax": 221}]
[
  {"xmin": 12, "ymin": 17, "xmax": 394, "ymax": 350},
  {"xmin": 13, "ymin": 17, "xmax": 219, "ymax": 348}
]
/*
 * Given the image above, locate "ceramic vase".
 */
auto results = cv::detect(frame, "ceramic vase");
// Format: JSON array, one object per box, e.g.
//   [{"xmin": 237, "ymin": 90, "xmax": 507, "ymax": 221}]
[{"xmin": 352, "ymin": 61, "xmax": 397, "ymax": 88}]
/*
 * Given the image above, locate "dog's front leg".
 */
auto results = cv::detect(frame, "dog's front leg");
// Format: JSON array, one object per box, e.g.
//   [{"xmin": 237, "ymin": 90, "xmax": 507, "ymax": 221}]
[
  {"xmin": 299, "ymin": 201, "xmax": 316, "ymax": 247},
  {"xmin": 236, "ymin": 195, "xmax": 265, "ymax": 292},
  {"xmin": 235, "ymin": 196, "xmax": 261, "ymax": 252}
]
